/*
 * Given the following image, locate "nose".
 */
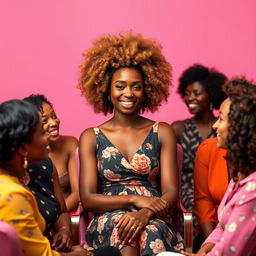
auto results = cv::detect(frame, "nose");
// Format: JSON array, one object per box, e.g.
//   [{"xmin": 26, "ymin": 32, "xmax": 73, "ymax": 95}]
[
  {"xmin": 48, "ymin": 117, "xmax": 58, "ymax": 126},
  {"xmin": 212, "ymin": 119, "xmax": 218, "ymax": 130},
  {"xmin": 124, "ymin": 87, "xmax": 134, "ymax": 97},
  {"xmin": 186, "ymin": 93, "xmax": 196, "ymax": 102}
]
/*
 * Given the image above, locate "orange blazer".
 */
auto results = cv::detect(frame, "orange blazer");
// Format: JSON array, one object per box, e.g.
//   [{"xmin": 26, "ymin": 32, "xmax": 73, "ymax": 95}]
[{"xmin": 194, "ymin": 137, "xmax": 229, "ymax": 225}]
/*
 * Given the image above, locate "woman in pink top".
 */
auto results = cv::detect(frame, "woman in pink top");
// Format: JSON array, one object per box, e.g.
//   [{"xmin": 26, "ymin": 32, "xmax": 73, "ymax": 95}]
[{"xmin": 182, "ymin": 77, "xmax": 256, "ymax": 256}]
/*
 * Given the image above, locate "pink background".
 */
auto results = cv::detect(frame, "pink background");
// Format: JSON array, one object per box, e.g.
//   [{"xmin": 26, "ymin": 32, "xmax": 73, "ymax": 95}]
[{"xmin": 0, "ymin": 0, "xmax": 255, "ymax": 139}]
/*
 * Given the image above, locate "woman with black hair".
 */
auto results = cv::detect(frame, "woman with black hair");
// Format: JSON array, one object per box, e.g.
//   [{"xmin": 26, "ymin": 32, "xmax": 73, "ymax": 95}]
[
  {"xmin": 171, "ymin": 64, "xmax": 227, "ymax": 214},
  {"xmin": 0, "ymin": 99, "xmax": 91, "ymax": 256},
  {"xmin": 0, "ymin": 100, "xmax": 122, "ymax": 256}
]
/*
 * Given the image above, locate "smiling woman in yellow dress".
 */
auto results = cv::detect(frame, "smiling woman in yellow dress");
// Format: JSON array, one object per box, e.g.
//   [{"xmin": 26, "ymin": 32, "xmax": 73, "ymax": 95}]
[{"xmin": 0, "ymin": 99, "xmax": 92, "ymax": 256}]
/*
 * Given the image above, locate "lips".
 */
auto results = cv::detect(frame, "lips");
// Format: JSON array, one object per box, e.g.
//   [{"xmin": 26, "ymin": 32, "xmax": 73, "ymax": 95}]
[
  {"xmin": 188, "ymin": 103, "xmax": 198, "ymax": 109},
  {"xmin": 120, "ymin": 101, "xmax": 136, "ymax": 108},
  {"xmin": 48, "ymin": 129, "xmax": 59, "ymax": 137}
]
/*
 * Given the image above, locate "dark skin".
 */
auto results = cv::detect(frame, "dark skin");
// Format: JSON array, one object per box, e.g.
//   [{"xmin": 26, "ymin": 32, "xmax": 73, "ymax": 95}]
[
  {"xmin": 171, "ymin": 82, "xmax": 217, "ymax": 240},
  {"xmin": 0, "ymin": 118, "xmax": 92, "ymax": 256},
  {"xmin": 79, "ymin": 68, "xmax": 179, "ymax": 256},
  {"xmin": 41, "ymin": 103, "xmax": 79, "ymax": 212},
  {"xmin": 172, "ymin": 82, "xmax": 216, "ymax": 143},
  {"xmin": 51, "ymin": 163, "xmax": 73, "ymax": 251}
]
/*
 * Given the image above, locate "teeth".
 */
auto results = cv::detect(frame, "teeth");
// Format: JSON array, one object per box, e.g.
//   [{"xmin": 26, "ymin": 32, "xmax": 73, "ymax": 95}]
[
  {"xmin": 188, "ymin": 103, "xmax": 197, "ymax": 108},
  {"xmin": 121, "ymin": 102, "xmax": 134, "ymax": 105},
  {"xmin": 50, "ymin": 130, "xmax": 58, "ymax": 134}
]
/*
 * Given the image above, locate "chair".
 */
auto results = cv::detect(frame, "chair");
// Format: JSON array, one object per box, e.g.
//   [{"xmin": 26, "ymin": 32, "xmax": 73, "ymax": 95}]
[
  {"xmin": 70, "ymin": 148, "xmax": 82, "ymax": 245},
  {"xmin": 176, "ymin": 143, "xmax": 193, "ymax": 253},
  {"xmin": 72, "ymin": 144, "xmax": 193, "ymax": 252},
  {"xmin": 0, "ymin": 221, "xmax": 22, "ymax": 256}
]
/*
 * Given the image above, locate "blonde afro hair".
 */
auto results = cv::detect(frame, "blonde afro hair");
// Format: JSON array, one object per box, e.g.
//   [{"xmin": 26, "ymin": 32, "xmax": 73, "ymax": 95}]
[{"xmin": 78, "ymin": 32, "xmax": 172, "ymax": 114}]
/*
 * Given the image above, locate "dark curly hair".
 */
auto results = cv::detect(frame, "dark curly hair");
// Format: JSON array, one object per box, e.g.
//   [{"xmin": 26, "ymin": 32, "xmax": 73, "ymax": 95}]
[
  {"xmin": 224, "ymin": 77, "xmax": 256, "ymax": 179},
  {"xmin": 178, "ymin": 64, "xmax": 227, "ymax": 109},
  {"xmin": 78, "ymin": 32, "xmax": 172, "ymax": 115},
  {"xmin": 23, "ymin": 94, "xmax": 52, "ymax": 112},
  {"xmin": 0, "ymin": 100, "xmax": 39, "ymax": 163}
]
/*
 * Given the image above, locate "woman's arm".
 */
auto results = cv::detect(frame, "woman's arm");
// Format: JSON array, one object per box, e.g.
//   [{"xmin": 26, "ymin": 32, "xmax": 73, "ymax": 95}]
[
  {"xmin": 65, "ymin": 136, "xmax": 79, "ymax": 212},
  {"xmin": 52, "ymin": 163, "xmax": 72, "ymax": 252},
  {"xmin": 170, "ymin": 120, "xmax": 184, "ymax": 144},
  {"xmin": 158, "ymin": 122, "xmax": 179, "ymax": 209},
  {"xmin": 79, "ymin": 128, "xmax": 136, "ymax": 213},
  {"xmin": 115, "ymin": 122, "xmax": 179, "ymax": 244},
  {"xmin": 0, "ymin": 190, "xmax": 60, "ymax": 256},
  {"xmin": 201, "ymin": 188, "xmax": 256, "ymax": 256}
]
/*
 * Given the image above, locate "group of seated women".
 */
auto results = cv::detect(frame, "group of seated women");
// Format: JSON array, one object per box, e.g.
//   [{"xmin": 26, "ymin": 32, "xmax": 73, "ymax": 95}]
[{"xmin": 0, "ymin": 31, "xmax": 256, "ymax": 256}]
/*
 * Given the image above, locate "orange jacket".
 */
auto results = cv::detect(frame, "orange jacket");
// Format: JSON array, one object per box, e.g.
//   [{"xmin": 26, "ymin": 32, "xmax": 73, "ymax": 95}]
[{"xmin": 194, "ymin": 138, "xmax": 229, "ymax": 225}]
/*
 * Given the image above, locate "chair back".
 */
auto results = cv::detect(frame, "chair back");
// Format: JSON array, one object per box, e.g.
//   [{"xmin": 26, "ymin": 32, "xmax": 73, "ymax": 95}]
[{"xmin": 0, "ymin": 221, "xmax": 22, "ymax": 256}]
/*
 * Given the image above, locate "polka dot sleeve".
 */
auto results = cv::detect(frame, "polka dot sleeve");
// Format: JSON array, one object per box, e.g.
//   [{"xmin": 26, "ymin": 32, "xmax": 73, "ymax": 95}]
[
  {"xmin": 0, "ymin": 190, "xmax": 60, "ymax": 256},
  {"xmin": 204, "ymin": 181, "xmax": 256, "ymax": 255}
]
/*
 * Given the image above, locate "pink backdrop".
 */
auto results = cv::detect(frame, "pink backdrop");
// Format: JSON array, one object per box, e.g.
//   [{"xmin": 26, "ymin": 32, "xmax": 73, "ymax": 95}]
[{"xmin": 1, "ymin": 0, "xmax": 255, "ymax": 139}]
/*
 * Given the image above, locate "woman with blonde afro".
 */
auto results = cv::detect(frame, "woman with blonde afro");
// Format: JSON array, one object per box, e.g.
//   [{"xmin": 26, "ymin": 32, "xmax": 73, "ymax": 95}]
[{"xmin": 77, "ymin": 32, "xmax": 184, "ymax": 256}]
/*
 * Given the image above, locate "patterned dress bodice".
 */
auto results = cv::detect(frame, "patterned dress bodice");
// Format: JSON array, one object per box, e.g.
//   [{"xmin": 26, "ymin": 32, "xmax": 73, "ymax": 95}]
[
  {"xmin": 85, "ymin": 122, "xmax": 184, "ymax": 254},
  {"xmin": 180, "ymin": 118, "xmax": 216, "ymax": 173},
  {"xmin": 94, "ymin": 122, "xmax": 161, "ymax": 197}
]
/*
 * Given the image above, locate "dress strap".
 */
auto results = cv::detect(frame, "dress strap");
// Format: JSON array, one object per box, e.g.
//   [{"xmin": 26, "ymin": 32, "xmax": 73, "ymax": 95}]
[
  {"xmin": 93, "ymin": 128, "xmax": 100, "ymax": 137},
  {"xmin": 152, "ymin": 122, "xmax": 159, "ymax": 133}
]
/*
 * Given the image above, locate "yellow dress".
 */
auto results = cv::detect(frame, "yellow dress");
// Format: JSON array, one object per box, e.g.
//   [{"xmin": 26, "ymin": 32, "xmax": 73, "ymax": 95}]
[{"xmin": 0, "ymin": 174, "xmax": 59, "ymax": 256}]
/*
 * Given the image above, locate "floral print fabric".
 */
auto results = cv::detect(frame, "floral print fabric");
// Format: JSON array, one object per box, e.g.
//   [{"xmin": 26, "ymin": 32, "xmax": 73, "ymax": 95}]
[
  {"xmin": 85, "ymin": 122, "xmax": 184, "ymax": 255},
  {"xmin": 203, "ymin": 171, "xmax": 256, "ymax": 255}
]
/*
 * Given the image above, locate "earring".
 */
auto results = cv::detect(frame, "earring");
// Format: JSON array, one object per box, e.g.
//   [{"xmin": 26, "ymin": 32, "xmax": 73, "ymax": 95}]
[
  {"xmin": 21, "ymin": 152, "xmax": 30, "ymax": 185},
  {"xmin": 108, "ymin": 96, "xmax": 111, "ymax": 102},
  {"xmin": 209, "ymin": 102, "xmax": 213, "ymax": 111},
  {"xmin": 23, "ymin": 152, "xmax": 28, "ymax": 170}
]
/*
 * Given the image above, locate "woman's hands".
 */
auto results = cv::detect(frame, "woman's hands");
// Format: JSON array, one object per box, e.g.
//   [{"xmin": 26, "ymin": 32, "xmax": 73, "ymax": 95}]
[
  {"xmin": 114, "ymin": 195, "xmax": 169, "ymax": 245},
  {"xmin": 180, "ymin": 242, "xmax": 215, "ymax": 256},
  {"xmin": 116, "ymin": 208, "xmax": 153, "ymax": 245},
  {"xmin": 52, "ymin": 228, "xmax": 73, "ymax": 252},
  {"xmin": 132, "ymin": 195, "xmax": 169, "ymax": 218}
]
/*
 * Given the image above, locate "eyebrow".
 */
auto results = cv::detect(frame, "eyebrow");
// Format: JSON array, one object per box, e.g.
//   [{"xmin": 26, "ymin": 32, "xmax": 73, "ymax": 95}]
[{"xmin": 114, "ymin": 80, "xmax": 142, "ymax": 84}]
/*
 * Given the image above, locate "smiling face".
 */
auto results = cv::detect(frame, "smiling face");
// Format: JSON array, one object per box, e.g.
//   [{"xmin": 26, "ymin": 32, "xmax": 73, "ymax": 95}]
[
  {"xmin": 212, "ymin": 98, "xmax": 231, "ymax": 148},
  {"xmin": 109, "ymin": 67, "xmax": 144, "ymax": 115},
  {"xmin": 26, "ymin": 116, "xmax": 50, "ymax": 163},
  {"xmin": 41, "ymin": 103, "xmax": 60, "ymax": 141},
  {"xmin": 183, "ymin": 81, "xmax": 211, "ymax": 114}
]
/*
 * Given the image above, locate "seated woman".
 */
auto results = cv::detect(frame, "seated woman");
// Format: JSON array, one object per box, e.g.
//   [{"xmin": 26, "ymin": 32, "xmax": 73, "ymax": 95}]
[
  {"xmin": 171, "ymin": 64, "xmax": 227, "ymax": 212},
  {"xmin": 77, "ymin": 32, "xmax": 184, "ymax": 256},
  {"xmin": 24, "ymin": 94, "xmax": 79, "ymax": 213},
  {"xmin": 28, "ymin": 157, "xmax": 73, "ymax": 250},
  {"xmin": 182, "ymin": 77, "xmax": 256, "ymax": 255},
  {"xmin": 0, "ymin": 99, "xmax": 91, "ymax": 256},
  {"xmin": 194, "ymin": 138, "xmax": 228, "ymax": 239}
]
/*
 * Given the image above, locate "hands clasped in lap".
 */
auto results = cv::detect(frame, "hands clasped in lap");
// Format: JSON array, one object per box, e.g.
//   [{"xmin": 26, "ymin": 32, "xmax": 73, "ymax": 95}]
[{"xmin": 115, "ymin": 196, "xmax": 169, "ymax": 245}]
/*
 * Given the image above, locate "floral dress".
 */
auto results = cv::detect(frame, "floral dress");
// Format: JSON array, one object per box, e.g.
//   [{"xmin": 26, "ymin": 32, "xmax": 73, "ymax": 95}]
[{"xmin": 85, "ymin": 122, "xmax": 184, "ymax": 255}]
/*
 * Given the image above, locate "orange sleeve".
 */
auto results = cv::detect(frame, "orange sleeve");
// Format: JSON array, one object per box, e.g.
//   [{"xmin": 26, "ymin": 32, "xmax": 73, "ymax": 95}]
[{"xmin": 194, "ymin": 139, "xmax": 218, "ymax": 224}]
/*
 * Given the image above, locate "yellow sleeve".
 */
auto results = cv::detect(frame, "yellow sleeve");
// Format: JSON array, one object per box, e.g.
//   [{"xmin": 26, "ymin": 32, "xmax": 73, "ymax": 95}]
[{"xmin": 0, "ymin": 190, "xmax": 60, "ymax": 256}]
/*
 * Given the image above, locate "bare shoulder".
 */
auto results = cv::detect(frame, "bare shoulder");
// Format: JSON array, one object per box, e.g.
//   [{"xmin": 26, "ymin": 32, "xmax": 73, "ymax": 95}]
[
  {"xmin": 79, "ymin": 127, "xmax": 97, "ymax": 148},
  {"xmin": 170, "ymin": 120, "xmax": 185, "ymax": 141},
  {"xmin": 63, "ymin": 135, "xmax": 78, "ymax": 147},
  {"xmin": 60, "ymin": 135, "xmax": 78, "ymax": 152},
  {"xmin": 158, "ymin": 122, "xmax": 176, "ymax": 143}
]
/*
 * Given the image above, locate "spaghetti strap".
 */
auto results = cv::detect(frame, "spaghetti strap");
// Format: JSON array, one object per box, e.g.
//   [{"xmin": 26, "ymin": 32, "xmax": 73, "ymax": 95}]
[
  {"xmin": 153, "ymin": 122, "xmax": 159, "ymax": 132},
  {"xmin": 85, "ymin": 121, "xmax": 184, "ymax": 254}
]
